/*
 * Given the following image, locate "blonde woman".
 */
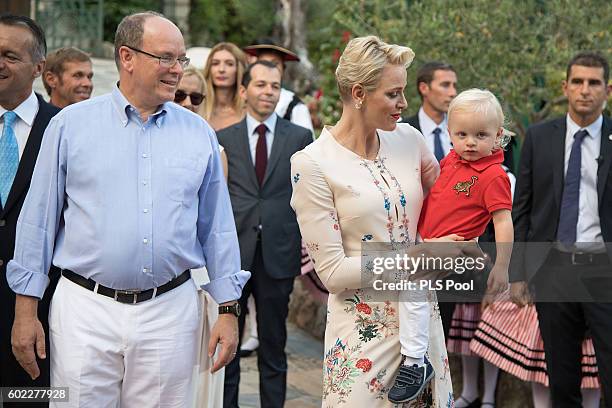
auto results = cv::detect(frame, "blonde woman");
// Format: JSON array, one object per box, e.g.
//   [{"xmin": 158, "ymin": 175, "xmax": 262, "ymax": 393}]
[
  {"xmin": 176, "ymin": 66, "xmax": 228, "ymax": 176},
  {"xmin": 203, "ymin": 42, "xmax": 247, "ymax": 131},
  {"xmin": 290, "ymin": 36, "xmax": 478, "ymax": 406},
  {"xmin": 174, "ymin": 67, "xmax": 227, "ymax": 407}
]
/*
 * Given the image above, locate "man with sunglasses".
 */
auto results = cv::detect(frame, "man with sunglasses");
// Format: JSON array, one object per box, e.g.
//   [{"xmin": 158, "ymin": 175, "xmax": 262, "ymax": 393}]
[{"xmin": 8, "ymin": 12, "xmax": 249, "ymax": 406}]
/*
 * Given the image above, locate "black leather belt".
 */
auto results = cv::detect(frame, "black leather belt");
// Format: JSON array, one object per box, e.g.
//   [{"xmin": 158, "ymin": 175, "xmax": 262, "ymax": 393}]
[
  {"xmin": 61, "ymin": 269, "xmax": 191, "ymax": 304},
  {"xmin": 550, "ymin": 249, "xmax": 610, "ymax": 266}
]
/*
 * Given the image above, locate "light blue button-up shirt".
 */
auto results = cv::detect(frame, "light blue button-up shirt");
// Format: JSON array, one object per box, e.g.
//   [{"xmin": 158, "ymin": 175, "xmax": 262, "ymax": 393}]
[{"xmin": 8, "ymin": 86, "xmax": 250, "ymax": 303}]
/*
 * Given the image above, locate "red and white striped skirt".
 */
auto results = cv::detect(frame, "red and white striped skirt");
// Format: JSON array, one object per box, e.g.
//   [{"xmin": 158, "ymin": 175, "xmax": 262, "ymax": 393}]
[{"xmin": 470, "ymin": 299, "xmax": 599, "ymax": 388}]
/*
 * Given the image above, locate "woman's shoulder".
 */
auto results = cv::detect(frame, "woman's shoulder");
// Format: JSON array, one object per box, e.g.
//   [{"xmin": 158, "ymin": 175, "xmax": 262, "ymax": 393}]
[
  {"xmin": 380, "ymin": 123, "xmax": 428, "ymax": 152},
  {"xmin": 291, "ymin": 128, "xmax": 335, "ymax": 164}
]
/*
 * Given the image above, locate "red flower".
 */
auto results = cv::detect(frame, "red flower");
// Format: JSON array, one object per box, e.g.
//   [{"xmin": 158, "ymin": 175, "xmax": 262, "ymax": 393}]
[
  {"xmin": 356, "ymin": 302, "xmax": 372, "ymax": 314},
  {"xmin": 369, "ymin": 377, "xmax": 377, "ymax": 386},
  {"xmin": 356, "ymin": 358, "xmax": 372, "ymax": 372},
  {"xmin": 332, "ymin": 49, "xmax": 341, "ymax": 63},
  {"xmin": 342, "ymin": 30, "xmax": 352, "ymax": 43}
]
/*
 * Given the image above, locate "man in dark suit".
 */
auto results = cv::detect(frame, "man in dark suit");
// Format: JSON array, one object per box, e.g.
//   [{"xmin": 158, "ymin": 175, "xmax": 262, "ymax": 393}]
[
  {"xmin": 510, "ymin": 52, "xmax": 612, "ymax": 407},
  {"xmin": 403, "ymin": 61, "xmax": 457, "ymax": 162},
  {"xmin": 404, "ymin": 61, "xmax": 457, "ymax": 338},
  {"xmin": 0, "ymin": 14, "xmax": 60, "ymax": 406},
  {"xmin": 218, "ymin": 60, "xmax": 311, "ymax": 408}
]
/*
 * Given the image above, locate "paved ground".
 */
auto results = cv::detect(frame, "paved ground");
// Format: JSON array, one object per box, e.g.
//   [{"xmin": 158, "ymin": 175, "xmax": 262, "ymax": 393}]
[{"xmin": 238, "ymin": 323, "xmax": 323, "ymax": 408}]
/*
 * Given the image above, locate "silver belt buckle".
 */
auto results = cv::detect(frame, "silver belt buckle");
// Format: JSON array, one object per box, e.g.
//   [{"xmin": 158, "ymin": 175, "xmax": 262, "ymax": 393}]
[
  {"xmin": 114, "ymin": 289, "xmax": 142, "ymax": 304},
  {"xmin": 571, "ymin": 252, "xmax": 593, "ymax": 265}
]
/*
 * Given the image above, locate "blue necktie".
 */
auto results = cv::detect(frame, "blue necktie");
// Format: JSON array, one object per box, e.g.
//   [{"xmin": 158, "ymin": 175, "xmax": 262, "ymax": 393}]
[
  {"xmin": 0, "ymin": 111, "xmax": 19, "ymax": 206},
  {"xmin": 557, "ymin": 129, "xmax": 589, "ymax": 245},
  {"xmin": 433, "ymin": 127, "xmax": 444, "ymax": 162}
]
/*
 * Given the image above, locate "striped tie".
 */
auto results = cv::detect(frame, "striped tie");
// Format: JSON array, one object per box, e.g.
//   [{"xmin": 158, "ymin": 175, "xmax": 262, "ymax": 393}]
[{"xmin": 0, "ymin": 111, "xmax": 19, "ymax": 206}]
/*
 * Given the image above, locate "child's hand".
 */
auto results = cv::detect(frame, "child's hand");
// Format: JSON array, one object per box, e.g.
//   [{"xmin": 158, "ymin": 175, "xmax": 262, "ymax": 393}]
[
  {"xmin": 510, "ymin": 281, "xmax": 531, "ymax": 307},
  {"xmin": 486, "ymin": 264, "xmax": 509, "ymax": 297}
]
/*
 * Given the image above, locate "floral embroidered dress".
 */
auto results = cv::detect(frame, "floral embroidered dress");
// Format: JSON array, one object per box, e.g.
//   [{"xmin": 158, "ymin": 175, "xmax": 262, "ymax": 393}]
[{"xmin": 290, "ymin": 125, "xmax": 454, "ymax": 407}]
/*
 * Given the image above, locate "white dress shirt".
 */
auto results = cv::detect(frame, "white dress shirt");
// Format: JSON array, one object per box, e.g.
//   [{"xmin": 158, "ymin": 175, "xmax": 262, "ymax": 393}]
[
  {"xmin": 418, "ymin": 107, "xmax": 452, "ymax": 157},
  {"xmin": 0, "ymin": 91, "xmax": 39, "ymax": 160},
  {"xmin": 564, "ymin": 114, "xmax": 603, "ymax": 248},
  {"xmin": 246, "ymin": 112, "xmax": 277, "ymax": 163}
]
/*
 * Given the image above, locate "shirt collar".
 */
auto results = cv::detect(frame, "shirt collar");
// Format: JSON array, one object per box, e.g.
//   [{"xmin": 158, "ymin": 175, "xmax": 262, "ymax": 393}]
[
  {"xmin": 111, "ymin": 83, "xmax": 168, "ymax": 128},
  {"xmin": 418, "ymin": 106, "xmax": 447, "ymax": 136},
  {"xmin": 446, "ymin": 148, "xmax": 505, "ymax": 172},
  {"xmin": 566, "ymin": 113, "xmax": 602, "ymax": 140},
  {"xmin": 0, "ymin": 91, "xmax": 39, "ymax": 127},
  {"xmin": 246, "ymin": 112, "xmax": 277, "ymax": 136}
]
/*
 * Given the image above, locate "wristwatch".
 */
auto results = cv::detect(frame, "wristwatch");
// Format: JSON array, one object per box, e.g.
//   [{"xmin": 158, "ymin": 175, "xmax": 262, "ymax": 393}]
[{"xmin": 219, "ymin": 303, "xmax": 241, "ymax": 317}]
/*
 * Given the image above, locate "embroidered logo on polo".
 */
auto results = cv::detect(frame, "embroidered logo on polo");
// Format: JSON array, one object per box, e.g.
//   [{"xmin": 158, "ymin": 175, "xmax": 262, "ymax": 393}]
[{"xmin": 452, "ymin": 176, "xmax": 478, "ymax": 197}]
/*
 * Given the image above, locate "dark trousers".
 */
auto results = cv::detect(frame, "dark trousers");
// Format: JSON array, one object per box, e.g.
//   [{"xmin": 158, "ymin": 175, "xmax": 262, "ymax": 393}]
[
  {"xmin": 223, "ymin": 243, "xmax": 295, "ymax": 408},
  {"xmin": 438, "ymin": 300, "xmax": 455, "ymax": 340},
  {"xmin": 0, "ymin": 268, "xmax": 59, "ymax": 408},
  {"xmin": 535, "ymin": 255, "xmax": 612, "ymax": 408}
]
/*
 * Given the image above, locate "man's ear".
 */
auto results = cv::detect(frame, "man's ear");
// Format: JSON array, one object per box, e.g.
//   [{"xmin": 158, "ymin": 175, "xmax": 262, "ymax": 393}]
[
  {"xmin": 43, "ymin": 71, "xmax": 58, "ymax": 90},
  {"xmin": 561, "ymin": 79, "xmax": 568, "ymax": 98},
  {"xmin": 418, "ymin": 82, "xmax": 429, "ymax": 98},
  {"xmin": 32, "ymin": 58, "xmax": 45, "ymax": 79},
  {"xmin": 239, "ymin": 84, "xmax": 247, "ymax": 100},
  {"xmin": 119, "ymin": 46, "xmax": 135, "ymax": 73}
]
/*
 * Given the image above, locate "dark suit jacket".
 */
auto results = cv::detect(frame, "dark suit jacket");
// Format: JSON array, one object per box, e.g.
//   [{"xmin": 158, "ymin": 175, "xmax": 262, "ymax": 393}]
[
  {"xmin": 1, "ymin": 94, "xmax": 61, "ymax": 387},
  {"xmin": 510, "ymin": 116, "xmax": 612, "ymax": 283},
  {"xmin": 402, "ymin": 113, "xmax": 421, "ymax": 132},
  {"xmin": 217, "ymin": 116, "xmax": 312, "ymax": 279}
]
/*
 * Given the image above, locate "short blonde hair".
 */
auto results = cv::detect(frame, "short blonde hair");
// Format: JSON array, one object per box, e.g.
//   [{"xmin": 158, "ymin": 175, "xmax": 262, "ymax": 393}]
[
  {"xmin": 448, "ymin": 89, "xmax": 512, "ymax": 149},
  {"xmin": 182, "ymin": 66, "xmax": 206, "ymax": 95},
  {"xmin": 335, "ymin": 35, "xmax": 415, "ymax": 100}
]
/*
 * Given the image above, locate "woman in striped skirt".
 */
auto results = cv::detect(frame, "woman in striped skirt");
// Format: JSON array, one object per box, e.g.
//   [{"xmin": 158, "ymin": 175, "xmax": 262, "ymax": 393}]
[{"xmin": 470, "ymin": 296, "xmax": 600, "ymax": 407}]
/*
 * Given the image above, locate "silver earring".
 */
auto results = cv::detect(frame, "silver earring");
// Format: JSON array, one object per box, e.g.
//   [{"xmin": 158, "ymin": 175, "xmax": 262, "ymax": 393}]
[{"xmin": 355, "ymin": 101, "xmax": 362, "ymax": 110}]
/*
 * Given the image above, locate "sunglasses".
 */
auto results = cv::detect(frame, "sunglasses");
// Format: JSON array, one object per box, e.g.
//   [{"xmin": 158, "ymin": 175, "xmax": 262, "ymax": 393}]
[{"xmin": 174, "ymin": 90, "xmax": 205, "ymax": 105}]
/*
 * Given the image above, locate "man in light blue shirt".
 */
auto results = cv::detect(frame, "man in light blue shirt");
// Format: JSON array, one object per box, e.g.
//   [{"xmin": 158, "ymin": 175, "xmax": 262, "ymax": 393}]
[{"xmin": 8, "ymin": 12, "xmax": 249, "ymax": 406}]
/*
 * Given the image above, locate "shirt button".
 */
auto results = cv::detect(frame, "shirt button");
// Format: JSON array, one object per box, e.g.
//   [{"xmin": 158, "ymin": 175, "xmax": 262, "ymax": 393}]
[
  {"xmin": 143, "ymin": 238, "xmax": 149, "ymax": 244},
  {"xmin": 142, "ymin": 153, "xmax": 148, "ymax": 158},
  {"xmin": 143, "ymin": 180, "xmax": 148, "ymax": 185},
  {"xmin": 143, "ymin": 208, "xmax": 149, "ymax": 213},
  {"xmin": 142, "ymin": 268, "xmax": 148, "ymax": 273}
]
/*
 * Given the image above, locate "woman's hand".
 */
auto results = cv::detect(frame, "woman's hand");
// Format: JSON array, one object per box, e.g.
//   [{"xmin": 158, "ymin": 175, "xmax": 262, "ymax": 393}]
[{"xmin": 409, "ymin": 235, "xmax": 484, "ymax": 282}]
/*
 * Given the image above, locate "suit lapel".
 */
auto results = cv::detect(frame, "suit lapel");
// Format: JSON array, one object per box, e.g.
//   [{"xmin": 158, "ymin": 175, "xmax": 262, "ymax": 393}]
[
  {"xmin": 597, "ymin": 116, "xmax": 612, "ymax": 207},
  {"xmin": 551, "ymin": 118, "xmax": 566, "ymax": 210},
  {"xmin": 262, "ymin": 119, "xmax": 288, "ymax": 187},
  {"xmin": 2, "ymin": 95, "xmax": 57, "ymax": 215},
  {"xmin": 235, "ymin": 119, "xmax": 259, "ymax": 191}
]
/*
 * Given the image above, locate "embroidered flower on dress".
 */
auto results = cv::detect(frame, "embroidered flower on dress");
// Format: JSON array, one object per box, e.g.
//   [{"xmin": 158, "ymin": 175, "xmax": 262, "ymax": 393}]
[
  {"xmin": 361, "ymin": 234, "xmax": 373, "ymax": 241},
  {"xmin": 356, "ymin": 303, "xmax": 372, "ymax": 315},
  {"xmin": 356, "ymin": 358, "xmax": 372, "ymax": 373},
  {"xmin": 293, "ymin": 173, "xmax": 300, "ymax": 183}
]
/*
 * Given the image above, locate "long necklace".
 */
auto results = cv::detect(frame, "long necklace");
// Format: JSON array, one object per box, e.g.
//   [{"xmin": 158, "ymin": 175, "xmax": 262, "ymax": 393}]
[{"xmin": 360, "ymin": 157, "xmax": 411, "ymax": 247}]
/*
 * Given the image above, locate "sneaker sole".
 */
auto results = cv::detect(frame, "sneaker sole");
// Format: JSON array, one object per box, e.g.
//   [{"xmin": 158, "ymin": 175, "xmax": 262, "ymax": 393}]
[{"xmin": 388, "ymin": 367, "xmax": 435, "ymax": 404}]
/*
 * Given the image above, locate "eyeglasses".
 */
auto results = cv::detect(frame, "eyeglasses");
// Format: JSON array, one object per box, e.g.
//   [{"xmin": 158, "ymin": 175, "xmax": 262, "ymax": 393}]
[
  {"xmin": 174, "ymin": 89, "xmax": 205, "ymax": 105},
  {"xmin": 124, "ymin": 45, "xmax": 190, "ymax": 69}
]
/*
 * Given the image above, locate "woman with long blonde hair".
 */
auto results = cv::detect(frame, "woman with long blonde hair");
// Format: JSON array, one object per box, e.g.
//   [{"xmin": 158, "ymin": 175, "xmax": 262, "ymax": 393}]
[{"xmin": 203, "ymin": 42, "xmax": 247, "ymax": 130}]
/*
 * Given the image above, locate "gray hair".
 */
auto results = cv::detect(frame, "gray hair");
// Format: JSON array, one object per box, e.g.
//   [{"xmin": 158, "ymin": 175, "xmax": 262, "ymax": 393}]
[
  {"xmin": 0, "ymin": 14, "xmax": 46, "ymax": 63},
  {"xmin": 114, "ymin": 11, "xmax": 165, "ymax": 69}
]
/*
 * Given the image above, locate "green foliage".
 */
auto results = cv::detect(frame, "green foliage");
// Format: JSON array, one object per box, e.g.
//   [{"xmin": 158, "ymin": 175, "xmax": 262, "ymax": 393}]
[
  {"xmin": 315, "ymin": 0, "xmax": 612, "ymax": 136},
  {"xmin": 189, "ymin": 0, "xmax": 277, "ymax": 47},
  {"xmin": 102, "ymin": 0, "xmax": 162, "ymax": 43}
]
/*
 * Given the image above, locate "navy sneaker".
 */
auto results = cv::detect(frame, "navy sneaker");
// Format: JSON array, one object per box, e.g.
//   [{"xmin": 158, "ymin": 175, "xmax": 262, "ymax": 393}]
[{"xmin": 387, "ymin": 356, "xmax": 435, "ymax": 403}]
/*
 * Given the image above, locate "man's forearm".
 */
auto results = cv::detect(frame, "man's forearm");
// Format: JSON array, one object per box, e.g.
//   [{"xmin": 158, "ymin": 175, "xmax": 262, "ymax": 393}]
[{"xmin": 15, "ymin": 295, "xmax": 39, "ymax": 319}]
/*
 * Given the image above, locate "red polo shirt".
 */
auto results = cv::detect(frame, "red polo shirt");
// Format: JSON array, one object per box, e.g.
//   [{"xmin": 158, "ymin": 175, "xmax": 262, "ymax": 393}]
[{"xmin": 418, "ymin": 149, "xmax": 512, "ymax": 240}]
